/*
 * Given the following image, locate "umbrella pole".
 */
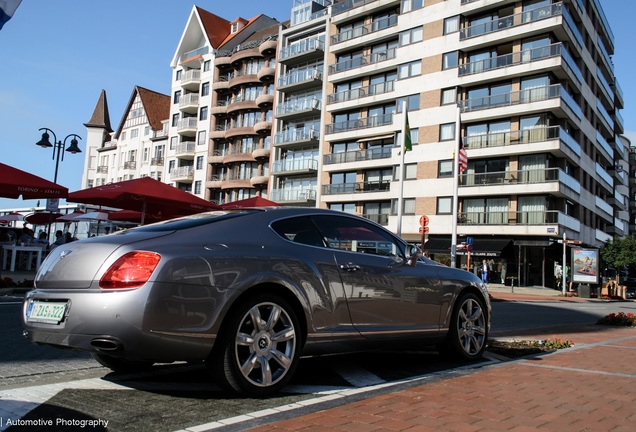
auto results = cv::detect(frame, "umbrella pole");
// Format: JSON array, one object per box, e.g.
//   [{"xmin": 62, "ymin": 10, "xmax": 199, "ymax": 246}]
[{"xmin": 141, "ymin": 201, "xmax": 146, "ymax": 225}]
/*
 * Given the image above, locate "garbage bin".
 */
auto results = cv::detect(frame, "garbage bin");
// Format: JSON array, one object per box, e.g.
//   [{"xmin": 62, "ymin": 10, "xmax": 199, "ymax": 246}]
[{"xmin": 578, "ymin": 284, "xmax": 591, "ymax": 298}]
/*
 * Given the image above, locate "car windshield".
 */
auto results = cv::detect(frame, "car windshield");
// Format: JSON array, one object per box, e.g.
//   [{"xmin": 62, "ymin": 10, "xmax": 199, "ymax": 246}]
[{"xmin": 130, "ymin": 210, "xmax": 256, "ymax": 232}]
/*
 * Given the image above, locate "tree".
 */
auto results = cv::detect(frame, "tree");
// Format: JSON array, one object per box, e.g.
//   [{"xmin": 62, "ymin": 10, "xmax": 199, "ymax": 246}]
[{"xmin": 599, "ymin": 236, "xmax": 636, "ymax": 283}]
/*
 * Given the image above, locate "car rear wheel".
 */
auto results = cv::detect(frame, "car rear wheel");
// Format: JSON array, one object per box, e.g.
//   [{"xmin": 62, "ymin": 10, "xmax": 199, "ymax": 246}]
[
  {"xmin": 90, "ymin": 353, "xmax": 154, "ymax": 373},
  {"xmin": 210, "ymin": 294, "xmax": 300, "ymax": 396},
  {"xmin": 441, "ymin": 292, "xmax": 488, "ymax": 360}
]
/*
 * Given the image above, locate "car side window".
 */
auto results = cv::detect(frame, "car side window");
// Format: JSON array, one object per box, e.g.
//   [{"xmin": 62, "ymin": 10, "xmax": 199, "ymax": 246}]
[
  {"xmin": 270, "ymin": 216, "xmax": 326, "ymax": 248},
  {"xmin": 311, "ymin": 215, "xmax": 403, "ymax": 258}
]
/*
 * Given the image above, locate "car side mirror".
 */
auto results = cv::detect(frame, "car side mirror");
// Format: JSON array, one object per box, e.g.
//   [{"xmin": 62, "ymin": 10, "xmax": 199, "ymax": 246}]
[{"xmin": 405, "ymin": 244, "xmax": 422, "ymax": 267}]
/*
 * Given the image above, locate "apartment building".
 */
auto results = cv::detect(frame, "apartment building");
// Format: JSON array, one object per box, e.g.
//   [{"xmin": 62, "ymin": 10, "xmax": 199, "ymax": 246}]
[
  {"xmin": 80, "ymin": 0, "xmax": 627, "ymax": 287},
  {"xmin": 269, "ymin": 0, "xmax": 626, "ymax": 287}
]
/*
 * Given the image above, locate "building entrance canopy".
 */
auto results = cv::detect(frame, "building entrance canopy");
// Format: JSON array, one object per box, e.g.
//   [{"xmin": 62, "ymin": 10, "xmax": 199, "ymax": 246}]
[{"xmin": 423, "ymin": 237, "xmax": 512, "ymax": 257}]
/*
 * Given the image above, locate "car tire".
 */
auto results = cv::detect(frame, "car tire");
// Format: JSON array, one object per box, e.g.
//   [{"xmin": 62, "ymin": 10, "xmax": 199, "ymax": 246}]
[
  {"xmin": 210, "ymin": 294, "xmax": 301, "ymax": 396},
  {"xmin": 90, "ymin": 353, "xmax": 154, "ymax": 373},
  {"xmin": 440, "ymin": 292, "xmax": 488, "ymax": 361}
]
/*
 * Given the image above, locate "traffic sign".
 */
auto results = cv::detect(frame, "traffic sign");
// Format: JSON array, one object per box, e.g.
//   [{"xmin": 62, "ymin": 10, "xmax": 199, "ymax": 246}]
[
  {"xmin": 419, "ymin": 226, "xmax": 430, "ymax": 234},
  {"xmin": 419, "ymin": 215, "xmax": 429, "ymax": 227}
]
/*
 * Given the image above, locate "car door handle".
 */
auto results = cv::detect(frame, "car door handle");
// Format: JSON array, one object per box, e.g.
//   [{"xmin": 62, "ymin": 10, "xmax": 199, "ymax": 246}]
[{"xmin": 340, "ymin": 263, "xmax": 361, "ymax": 272}]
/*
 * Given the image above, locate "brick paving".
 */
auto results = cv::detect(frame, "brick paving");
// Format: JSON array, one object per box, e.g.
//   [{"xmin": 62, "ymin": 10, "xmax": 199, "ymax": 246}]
[{"xmin": 244, "ymin": 290, "xmax": 636, "ymax": 432}]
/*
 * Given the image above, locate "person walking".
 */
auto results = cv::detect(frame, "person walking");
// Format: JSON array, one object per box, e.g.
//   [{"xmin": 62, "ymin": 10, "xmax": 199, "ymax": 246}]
[{"xmin": 481, "ymin": 259, "xmax": 489, "ymax": 285}]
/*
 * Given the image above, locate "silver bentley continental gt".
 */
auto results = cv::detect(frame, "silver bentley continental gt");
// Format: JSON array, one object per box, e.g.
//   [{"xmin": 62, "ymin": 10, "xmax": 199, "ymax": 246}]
[{"xmin": 22, "ymin": 208, "xmax": 490, "ymax": 396}]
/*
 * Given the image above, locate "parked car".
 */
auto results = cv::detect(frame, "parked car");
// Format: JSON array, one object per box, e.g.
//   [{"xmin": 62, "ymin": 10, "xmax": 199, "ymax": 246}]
[{"xmin": 22, "ymin": 208, "xmax": 490, "ymax": 396}]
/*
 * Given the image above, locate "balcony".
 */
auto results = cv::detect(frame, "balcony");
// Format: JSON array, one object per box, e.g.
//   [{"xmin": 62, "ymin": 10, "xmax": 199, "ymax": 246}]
[
  {"xmin": 177, "ymin": 117, "xmax": 198, "ymax": 136},
  {"xmin": 213, "ymin": 73, "xmax": 232, "ymax": 91},
  {"xmin": 175, "ymin": 142, "xmax": 196, "ymax": 159},
  {"xmin": 254, "ymin": 120, "xmax": 272, "ymax": 134},
  {"xmin": 459, "ymin": 43, "xmax": 582, "ymax": 85},
  {"xmin": 210, "ymin": 124, "xmax": 228, "ymax": 140},
  {"xmin": 180, "ymin": 70, "xmax": 201, "ymax": 91},
  {"xmin": 96, "ymin": 165, "xmax": 108, "ymax": 174},
  {"xmin": 329, "ymin": 48, "xmax": 395, "ymax": 75},
  {"xmin": 252, "ymin": 146, "xmax": 271, "ymax": 159},
  {"xmin": 332, "ymin": 0, "xmax": 387, "ymax": 16},
  {"xmin": 170, "ymin": 166, "xmax": 194, "ymax": 181},
  {"xmin": 458, "ymin": 210, "xmax": 560, "ymax": 226},
  {"xmin": 325, "ymin": 113, "xmax": 393, "ymax": 135},
  {"xmin": 279, "ymin": 37, "xmax": 325, "ymax": 64},
  {"xmin": 277, "ymin": 68, "xmax": 323, "ymax": 92},
  {"xmin": 211, "ymin": 101, "xmax": 228, "ymax": 115},
  {"xmin": 97, "ymin": 140, "xmax": 117, "ymax": 152},
  {"xmin": 150, "ymin": 157, "xmax": 164, "ymax": 166},
  {"xmin": 180, "ymin": 46, "xmax": 208, "ymax": 64},
  {"xmin": 328, "ymin": 80, "xmax": 394, "ymax": 104},
  {"xmin": 276, "ymin": 98, "xmax": 321, "ymax": 120},
  {"xmin": 463, "ymin": 126, "xmax": 581, "ymax": 156},
  {"xmin": 272, "ymin": 158, "xmax": 318, "ymax": 175},
  {"xmin": 270, "ymin": 189, "xmax": 317, "ymax": 204},
  {"xmin": 459, "ymin": 84, "xmax": 582, "ymax": 121},
  {"xmin": 322, "ymin": 181, "xmax": 391, "ymax": 195},
  {"xmin": 323, "ymin": 147, "xmax": 391, "ymax": 165},
  {"xmin": 274, "ymin": 128, "xmax": 318, "ymax": 147},
  {"xmin": 257, "ymin": 67, "xmax": 276, "ymax": 82},
  {"xmin": 331, "ymin": 15, "xmax": 398, "ymax": 45},
  {"xmin": 179, "ymin": 93, "xmax": 200, "ymax": 114},
  {"xmin": 255, "ymin": 92, "xmax": 274, "ymax": 107},
  {"xmin": 250, "ymin": 176, "xmax": 269, "ymax": 186},
  {"xmin": 229, "ymin": 71, "xmax": 259, "ymax": 89}
]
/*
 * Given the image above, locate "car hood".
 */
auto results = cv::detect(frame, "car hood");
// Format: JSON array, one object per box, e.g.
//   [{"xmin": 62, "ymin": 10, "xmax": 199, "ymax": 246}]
[{"xmin": 35, "ymin": 230, "xmax": 175, "ymax": 289}]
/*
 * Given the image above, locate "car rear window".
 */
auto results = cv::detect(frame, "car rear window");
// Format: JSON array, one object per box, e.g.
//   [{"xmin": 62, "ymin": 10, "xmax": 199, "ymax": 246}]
[{"xmin": 132, "ymin": 211, "xmax": 254, "ymax": 232}]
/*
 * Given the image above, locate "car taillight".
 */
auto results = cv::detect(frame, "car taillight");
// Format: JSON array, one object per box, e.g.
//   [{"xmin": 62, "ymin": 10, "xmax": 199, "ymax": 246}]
[{"xmin": 99, "ymin": 251, "xmax": 161, "ymax": 289}]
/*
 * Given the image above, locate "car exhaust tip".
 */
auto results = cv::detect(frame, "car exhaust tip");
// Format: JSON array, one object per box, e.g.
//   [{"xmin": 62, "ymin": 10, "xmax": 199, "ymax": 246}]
[
  {"xmin": 23, "ymin": 330, "xmax": 29, "ymax": 339},
  {"xmin": 90, "ymin": 338, "xmax": 123, "ymax": 352}
]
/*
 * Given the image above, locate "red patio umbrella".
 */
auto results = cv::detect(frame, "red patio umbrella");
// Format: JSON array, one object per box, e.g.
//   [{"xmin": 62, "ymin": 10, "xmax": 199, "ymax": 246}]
[
  {"xmin": 67, "ymin": 177, "xmax": 220, "ymax": 224},
  {"xmin": 25, "ymin": 212, "xmax": 62, "ymax": 225},
  {"xmin": 56, "ymin": 210, "xmax": 86, "ymax": 221},
  {"xmin": 220, "ymin": 196, "xmax": 282, "ymax": 209},
  {"xmin": 107, "ymin": 209, "xmax": 172, "ymax": 224},
  {"xmin": 0, "ymin": 162, "xmax": 68, "ymax": 199}
]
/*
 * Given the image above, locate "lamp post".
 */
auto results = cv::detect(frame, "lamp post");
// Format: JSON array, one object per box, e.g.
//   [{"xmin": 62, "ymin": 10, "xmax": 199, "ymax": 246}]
[
  {"xmin": 35, "ymin": 128, "xmax": 82, "ymax": 238},
  {"xmin": 36, "ymin": 128, "xmax": 82, "ymax": 184}
]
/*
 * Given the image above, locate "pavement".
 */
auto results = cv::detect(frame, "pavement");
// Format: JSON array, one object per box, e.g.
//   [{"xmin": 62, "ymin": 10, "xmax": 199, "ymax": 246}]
[{"xmin": 2, "ymin": 274, "xmax": 636, "ymax": 431}]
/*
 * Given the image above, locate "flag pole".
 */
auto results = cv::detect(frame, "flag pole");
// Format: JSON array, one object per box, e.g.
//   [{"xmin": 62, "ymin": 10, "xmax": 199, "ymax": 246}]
[
  {"xmin": 450, "ymin": 104, "xmax": 461, "ymax": 268},
  {"xmin": 396, "ymin": 100, "xmax": 407, "ymax": 237}
]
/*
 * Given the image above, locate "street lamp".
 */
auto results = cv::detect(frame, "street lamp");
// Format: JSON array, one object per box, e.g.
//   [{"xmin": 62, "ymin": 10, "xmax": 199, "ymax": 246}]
[
  {"xmin": 35, "ymin": 128, "xmax": 82, "ymax": 184},
  {"xmin": 35, "ymin": 128, "xmax": 82, "ymax": 239}
]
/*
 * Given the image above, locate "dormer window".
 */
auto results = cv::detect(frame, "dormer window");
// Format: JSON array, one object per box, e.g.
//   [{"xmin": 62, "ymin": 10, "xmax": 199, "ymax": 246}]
[{"xmin": 231, "ymin": 20, "xmax": 244, "ymax": 34}]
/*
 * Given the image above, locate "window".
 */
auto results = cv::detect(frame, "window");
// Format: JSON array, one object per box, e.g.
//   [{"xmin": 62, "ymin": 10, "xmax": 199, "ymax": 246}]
[
  {"xmin": 398, "ymin": 60, "xmax": 422, "ymax": 79},
  {"xmin": 170, "ymin": 136, "xmax": 178, "ymax": 150},
  {"xmin": 438, "ymin": 160, "xmax": 453, "ymax": 177},
  {"xmin": 143, "ymin": 147, "xmax": 149, "ymax": 162},
  {"xmin": 120, "ymin": 131, "xmax": 127, "ymax": 141},
  {"xmin": 444, "ymin": 16, "xmax": 459, "ymax": 34},
  {"xmin": 440, "ymin": 123, "xmax": 456, "ymax": 141},
  {"xmin": 168, "ymin": 160, "xmax": 175, "ymax": 173},
  {"xmin": 437, "ymin": 197, "xmax": 452, "ymax": 214},
  {"xmin": 402, "ymin": 0, "xmax": 424, "ymax": 13},
  {"xmin": 197, "ymin": 130, "xmax": 207, "ymax": 146},
  {"xmin": 173, "ymin": 90, "xmax": 181, "ymax": 104},
  {"xmin": 172, "ymin": 114, "xmax": 179, "ymax": 127},
  {"xmin": 329, "ymin": 203, "xmax": 356, "ymax": 214},
  {"xmin": 396, "ymin": 94, "xmax": 420, "ymax": 112},
  {"xmin": 391, "ymin": 198, "xmax": 416, "ymax": 215},
  {"xmin": 443, "ymin": 51, "xmax": 458, "ymax": 69},
  {"xmin": 196, "ymin": 156, "xmax": 204, "ymax": 170},
  {"xmin": 201, "ymin": 82, "xmax": 210, "ymax": 97},
  {"xmin": 144, "ymin": 126, "xmax": 150, "ymax": 136},
  {"xmin": 203, "ymin": 60, "xmax": 211, "ymax": 72},
  {"xmin": 130, "ymin": 129, "xmax": 138, "ymax": 139},
  {"xmin": 199, "ymin": 106, "xmax": 208, "ymax": 121},
  {"xmin": 399, "ymin": 27, "xmax": 423, "ymax": 46},
  {"xmin": 393, "ymin": 163, "xmax": 417, "ymax": 180},
  {"xmin": 396, "ymin": 127, "xmax": 418, "ymax": 148},
  {"xmin": 441, "ymin": 88, "xmax": 457, "ymax": 105},
  {"xmin": 194, "ymin": 181, "xmax": 202, "ymax": 195},
  {"xmin": 175, "ymin": 70, "xmax": 182, "ymax": 81}
]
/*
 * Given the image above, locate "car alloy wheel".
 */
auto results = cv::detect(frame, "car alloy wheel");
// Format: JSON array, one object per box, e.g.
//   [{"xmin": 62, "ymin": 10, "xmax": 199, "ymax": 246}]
[{"xmin": 444, "ymin": 292, "xmax": 488, "ymax": 360}]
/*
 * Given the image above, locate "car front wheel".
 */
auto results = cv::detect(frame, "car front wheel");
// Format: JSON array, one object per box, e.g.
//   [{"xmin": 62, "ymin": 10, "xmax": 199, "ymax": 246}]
[
  {"xmin": 442, "ymin": 292, "xmax": 488, "ymax": 360},
  {"xmin": 211, "ymin": 294, "xmax": 301, "ymax": 396}
]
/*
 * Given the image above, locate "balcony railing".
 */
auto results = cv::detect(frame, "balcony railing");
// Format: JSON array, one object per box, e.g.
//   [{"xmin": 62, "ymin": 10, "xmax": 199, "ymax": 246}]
[
  {"xmin": 278, "ymin": 67, "xmax": 322, "ymax": 88},
  {"xmin": 459, "ymin": 84, "xmax": 582, "ymax": 119},
  {"xmin": 96, "ymin": 165, "xmax": 108, "ymax": 174},
  {"xmin": 462, "ymin": 125, "xmax": 581, "ymax": 154},
  {"xmin": 329, "ymin": 48, "xmax": 396, "ymax": 74},
  {"xmin": 279, "ymin": 37, "xmax": 325, "ymax": 61},
  {"xmin": 331, "ymin": 15, "xmax": 398, "ymax": 45},
  {"xmin": 123, "ymin": 161, "xmax": 136, "ymax": 170},
  {"xmin": 272, "ymin": 158, "xmax": 318, "ymax": 173},
  {"xmin": 177, "ymin": 117, "xmax": 198, "ymax": 131},
  {"xmin": 322, "ymin": 181, "xmax": 391, "ymax": 195},
  {"xmin": 274, "ymin": 128, "xmax": 318, "ymax": 145},
  {"xmin": 332, "ymin": 0, "xmax": 379, "ymax": 15},
  {"xmin": 459, "ymin": 43, "xmax": 579, "ymax": 79},
  {"xmin": 151, "ymin": 157, "xmax": 164, "ymax": 166},
  {"xmin": 175, "ymin": 142, "xmax": 195, "ymax": 155},
  {"xmin": 323, "ymin": 147, "xmax": 392, "ymax": 164},
  {"xmin": 458, "ymin": 210, "xmax": 560, "ymax": 225},
  {"xmin": 325, "ymin": 113, "xmax": 393, "ymax": 134},
  {"xmin": 461, "ymin": 3, "xmax": 563, "ymax": 40},
  {"xmin": 170, "ymin": 166, "xmax": 194, "ymax": 179},
  {"xmin": 276, "ymin": 97, "xmax": 321, "ymax": 117},
  {"xmin": 180, "ymin": 46, "xmax": 209, "ymax": 63},
  {"xmin": 328, "ymin": 80, "xmax": 394, "ymax": 104},
  {"xmin": 270, "ymin": 189, "xmax": 317, "ymax": 202},
  {"xmin": 460, "ymin": 167, "xmax": 559, "ymax": 187}
]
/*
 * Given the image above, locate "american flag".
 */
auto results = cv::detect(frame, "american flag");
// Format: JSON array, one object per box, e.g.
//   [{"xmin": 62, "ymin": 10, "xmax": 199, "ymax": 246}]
[{"xmin": 458, "ymin": 141, "xmax": 468, "ymax": 173}]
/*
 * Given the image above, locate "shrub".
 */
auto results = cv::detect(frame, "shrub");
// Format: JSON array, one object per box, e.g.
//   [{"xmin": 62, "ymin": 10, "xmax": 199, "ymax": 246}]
[{"xmin": 597, "ymin": 312, "xmax": 636, "ymax": 327}]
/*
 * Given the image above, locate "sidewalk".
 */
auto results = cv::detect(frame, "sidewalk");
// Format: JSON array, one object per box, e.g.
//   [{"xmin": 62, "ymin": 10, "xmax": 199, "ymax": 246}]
[{"xmin": 246, "ymin": 286, "xmax": 636, "ymax": 432}]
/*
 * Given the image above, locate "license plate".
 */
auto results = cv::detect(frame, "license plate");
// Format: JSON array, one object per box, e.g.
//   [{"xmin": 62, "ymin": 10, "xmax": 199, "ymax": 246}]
[{"xmin": 26, "ymin": 300, "xmax": 68, "ymax": 324}]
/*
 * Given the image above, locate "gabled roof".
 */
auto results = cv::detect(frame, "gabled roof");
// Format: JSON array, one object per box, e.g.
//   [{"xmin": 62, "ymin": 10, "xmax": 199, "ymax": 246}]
[
  {"xmin": 113, "ymin": 86, "xmax": 169, "ymax": 139},
  {"xmin": 196, "ymin": 6, "xmax": 232, "ymax": 48},
  {"xmin": 84, "ymin": 89, "xmax": 113, "ymax": 133}
]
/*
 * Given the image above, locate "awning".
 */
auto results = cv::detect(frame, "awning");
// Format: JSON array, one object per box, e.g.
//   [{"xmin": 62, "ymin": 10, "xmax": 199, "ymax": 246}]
[
  {"xmin": 356, "ymin": 134, "xmax": 395, "ymax": 143},
  {"xmin": 423, "ymin": 238, "xmax": 513, "ymax": 257}
]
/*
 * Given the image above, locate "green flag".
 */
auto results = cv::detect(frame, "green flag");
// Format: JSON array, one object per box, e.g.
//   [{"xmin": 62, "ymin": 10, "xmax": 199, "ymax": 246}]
[{"xmin": 404, "ymin": 113, "xmax": 412, "ymax": 152}]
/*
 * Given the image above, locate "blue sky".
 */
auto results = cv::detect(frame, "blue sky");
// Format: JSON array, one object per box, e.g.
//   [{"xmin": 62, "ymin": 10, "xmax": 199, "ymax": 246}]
[{"xmin": 1, "ymin": 0, "xmax": 634, "ymax": 211}]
